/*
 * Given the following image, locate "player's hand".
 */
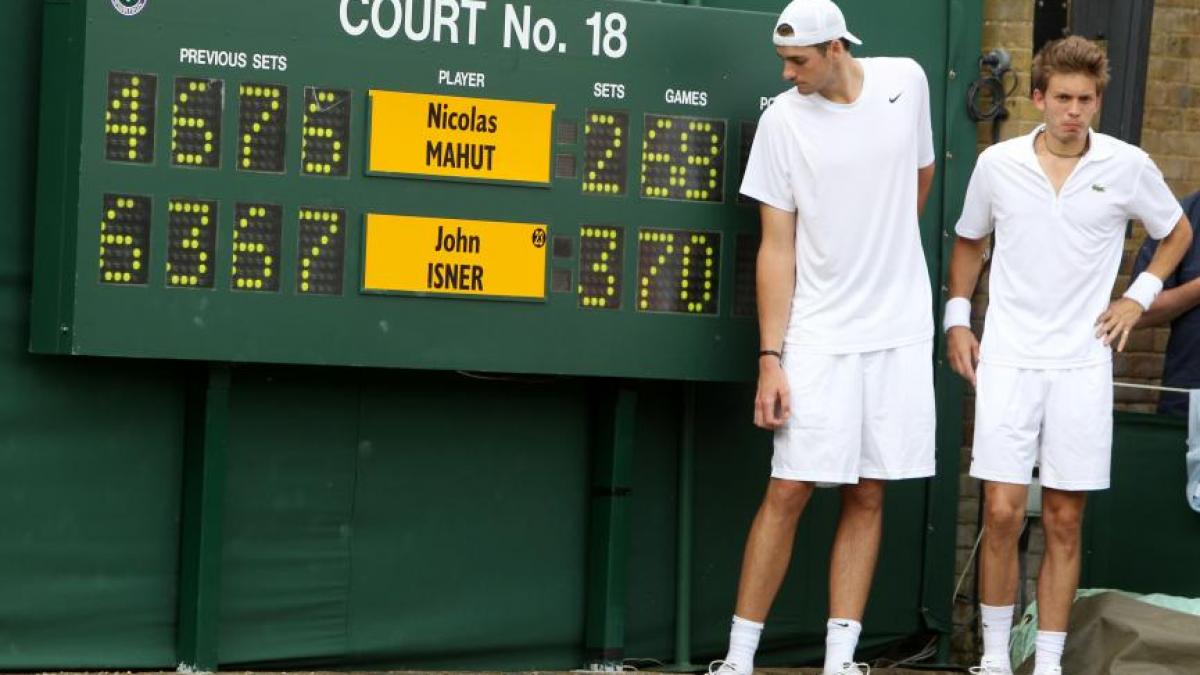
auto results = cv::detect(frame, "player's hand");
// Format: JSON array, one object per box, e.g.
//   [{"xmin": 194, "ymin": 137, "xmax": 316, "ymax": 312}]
[
  {"xmin": 1095, "ymin": 298, "xmax": 1144, "ymax": 353},
  {"xmin": 754, "ymin": 357, "xmax": 791, "ymax": 430},
  {"xmin": 946, "ymin": 326, "xmax": 980, "ymax": 387}
]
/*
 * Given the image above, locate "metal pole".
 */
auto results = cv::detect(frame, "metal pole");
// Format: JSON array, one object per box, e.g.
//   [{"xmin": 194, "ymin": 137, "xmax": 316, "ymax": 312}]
[
  {"xmin": 177, "ymin": 364, "xmax": 231, "ymax": 671},
  {"xmin": 667, "ymin": 382, "xmax": 699, "ymax": 671},
  {"xmin": 585, "ymin": 385, "xmax": 638, "ymax": 668}
]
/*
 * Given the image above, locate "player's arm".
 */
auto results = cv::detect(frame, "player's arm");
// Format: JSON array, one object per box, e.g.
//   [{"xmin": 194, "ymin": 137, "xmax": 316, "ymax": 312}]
[
  {"xmin": 1137, "ymin": 277, "xmax": 1200, "ymax": 327},
  {"xmin": 1099, "ymin": 214, "xmax": 1194, "ymax": 350},
  {"xmin": 945, "ymin": 236, "xmax": 988, "ymax": 386},
  {"xmin": 943, "ymin": 155, "xmax": 994, "ymax": 387},
  {"xmin": 754, "ymin": 204, "xmax": 796, "ymax": 430},
  {"xmin": 917, "ymin": 163, "xmax": 935, "ymax": 218}
]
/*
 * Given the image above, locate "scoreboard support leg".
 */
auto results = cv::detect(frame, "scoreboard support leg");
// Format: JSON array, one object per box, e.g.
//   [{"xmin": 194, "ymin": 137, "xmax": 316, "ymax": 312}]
[
  {"xmin": 584, "ymin": 385, "xmax": 638, "ymax": 667},
  {"xmin": 665, "ymin": 382, "xmax": 699, "ymax": 671},
  {"xmin": 176, "ymin": 364, "xmax": 232, "ymax": 671}
]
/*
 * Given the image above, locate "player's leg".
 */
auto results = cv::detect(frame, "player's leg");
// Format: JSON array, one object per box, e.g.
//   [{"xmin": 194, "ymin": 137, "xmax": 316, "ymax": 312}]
[
  {"xmin": 970, "ymin": 363, "xmax": 1045, "ymax": 674},
  {"xmin": 822, "ymin": 340, "xmax": 936, "ymax": 674},
  {"xmin": 1031, "ymin": 364, "xmax": 1113, "ymax": 675},
  {"xmin": 716, "ymin": 351, "xmax": 862, "ymax": 675}
]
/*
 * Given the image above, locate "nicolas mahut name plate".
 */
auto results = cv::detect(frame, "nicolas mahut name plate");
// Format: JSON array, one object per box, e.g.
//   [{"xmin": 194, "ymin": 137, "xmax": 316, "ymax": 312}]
[{"xmin": 367, "ymin": 90, "xmax": 555, "ymax": 185}]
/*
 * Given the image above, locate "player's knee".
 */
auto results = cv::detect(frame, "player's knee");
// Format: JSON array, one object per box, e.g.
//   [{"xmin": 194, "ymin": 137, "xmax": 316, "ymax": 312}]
[
  {"xmin": 842, "ymin": 480, "xmax": 884, "ymax": 514},
  {"xmin": 1041, "ymin": 502, "xmax": 1083, "ymax": 541},
  {"xmin": 764, "ymin": 479, "xmax": 812, "ymax": 514},
  {"xmin": 984, "ymin": 498, "xmax": 1025, "ymax": 536}
]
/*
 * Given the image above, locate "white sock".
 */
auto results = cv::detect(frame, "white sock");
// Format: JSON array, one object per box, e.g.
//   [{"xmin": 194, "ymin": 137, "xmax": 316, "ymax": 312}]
[
  {"xmin": 980, "ymin": 603, "xmax": 1014, "ymax": 668},
  {"xmin": 822, "ymin": 618, "xmax": 862, "ymax": 674},
  {"xmin": 1033, "ymin": 630, "xmax": 1066, "ymax": 673},
  {"xmin": 723, "ymin": 615, "xmax": 764, "ymax": 674}
]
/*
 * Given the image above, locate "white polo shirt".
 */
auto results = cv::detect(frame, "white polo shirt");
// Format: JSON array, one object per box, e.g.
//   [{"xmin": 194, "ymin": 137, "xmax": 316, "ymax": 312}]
[
  {"xmin": 956, "ymin": 125, "xmax": 1183, "ymax": 369},
  {"xmin": 740, "ymin": 57, "xmax": 935, "ymax": 354}
]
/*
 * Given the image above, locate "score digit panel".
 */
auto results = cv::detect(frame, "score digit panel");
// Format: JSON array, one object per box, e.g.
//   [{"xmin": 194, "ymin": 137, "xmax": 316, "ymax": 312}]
[
  {"xmin": 302, "ymin": 88, "xmax": 350, "ymax": 177},
  {"xmin": 172, "ymin": 78, "xmax": 222, "ymax": 168},
  {"xmin": 640, "ymin": 115, "xmax": 726, "ymax": 203},
  {"xmin": 238, "ymin": 83, "xmax": 287, "ymax": 173},
  {"xmin": 104, "ymin": 72, "xmax": 155, "ymax": 164},
  {"xmin": 636, "ymin": 229, "xmax": 720, "ymax": 315},
  {"xmin": 32, "ymin": 0, "xmax": 935, "ymax": 382}
]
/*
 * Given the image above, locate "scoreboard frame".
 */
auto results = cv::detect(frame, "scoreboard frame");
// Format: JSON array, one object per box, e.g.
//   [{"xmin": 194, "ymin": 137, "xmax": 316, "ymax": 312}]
[{"xmin": 30, "ymin": 0, "xmax": 955, "ymax": 383}]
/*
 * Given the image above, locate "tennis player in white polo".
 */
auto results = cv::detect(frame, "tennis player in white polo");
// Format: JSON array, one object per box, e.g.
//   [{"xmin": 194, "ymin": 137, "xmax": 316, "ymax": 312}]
[
  {"xmin": 945, "ymin": 36, "xmax": 1193, "ymax": 675},
  {"xmin": 713, "ymin": 1, "xmax": 938, "ymax": 674}
]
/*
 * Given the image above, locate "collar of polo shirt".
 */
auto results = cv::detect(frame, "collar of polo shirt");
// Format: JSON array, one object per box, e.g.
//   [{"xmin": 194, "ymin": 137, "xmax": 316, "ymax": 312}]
[{"xmin": 1020, "ymin": 124, "xmax": 1115, "ymax": 170}]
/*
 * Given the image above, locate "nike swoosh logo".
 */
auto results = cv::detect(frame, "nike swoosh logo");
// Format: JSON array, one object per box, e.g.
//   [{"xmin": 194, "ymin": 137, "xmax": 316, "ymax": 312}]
[{"xmin": 889, "ymin": 92, "xmax": 903, "ymax": 103}]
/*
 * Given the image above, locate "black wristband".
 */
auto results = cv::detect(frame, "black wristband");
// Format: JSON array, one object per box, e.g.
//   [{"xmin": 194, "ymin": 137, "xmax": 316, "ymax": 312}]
[{"xmin": 758, "ymin": 349, "xmax": 782, "ymax": 360}]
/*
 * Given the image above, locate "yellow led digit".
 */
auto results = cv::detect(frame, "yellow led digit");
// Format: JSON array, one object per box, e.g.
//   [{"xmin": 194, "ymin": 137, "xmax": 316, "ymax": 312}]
[
  {"xmin": 172, "ymin": 78, "xmax": 223, "ymax": 169},
  {"xmin": 578, "ymin": 225, "xmax": 624, "ymax": 309},
  {"xmin": 98, "ymin": 193, "xmax": 150, "ymax": 285},
  {"xmin": 166, "ymin": 198, "xmax": 217, "ymax": 288},
  {"xmin": 640, "ymin": 114, "xmax": 726, "ymax": 203},
  {"xmin": 231, "ymin": 203, "xmax": 282, "ymax": 291},
  {"xmin": 296, "ymin": 207, "xmax": 347, "ymax": 295},
  {"xmin": 105, "ymin": 72, "xmax": 156, "ymax": 164},
  {"xmin": 301, "ymin": 87, "xmax": 351, "ymax": 177},
  {"xmin": 635, "ymin": 228, "xmax": 721, "ymax": 314},
  {"xmin": 238, "ymin": 83, "xmax": 288, "ymax": 173},
  {"xmin": 582, "ymin": 111, "xmax": 629, "ymax": 197}
]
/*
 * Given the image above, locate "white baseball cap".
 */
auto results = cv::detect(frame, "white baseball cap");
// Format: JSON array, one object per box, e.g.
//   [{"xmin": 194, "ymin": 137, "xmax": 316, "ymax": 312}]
[{"xmin": 773, "ymin": 0, "xmax": 862, "ymax": 48}]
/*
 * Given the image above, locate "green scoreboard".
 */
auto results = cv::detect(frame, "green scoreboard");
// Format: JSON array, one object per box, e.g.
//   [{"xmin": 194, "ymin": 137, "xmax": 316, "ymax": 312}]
[{"xmin": 31, "ymin": 0, "xmax": 947, "ymax": 382}]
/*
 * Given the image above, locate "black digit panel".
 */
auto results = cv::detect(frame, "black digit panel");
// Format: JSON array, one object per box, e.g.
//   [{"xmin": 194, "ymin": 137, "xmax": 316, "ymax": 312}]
[
  {"xmin": 237, "ymin": 83, "xmax": 287, "ymax": 173},
  {"xmin": 98, "ymin": 194, "xmax": 150, "ymax": 285},
  {"xmin": 733, "ymin": 232, "xmax": 758, "ymax": 318},
  {"xmin": 737, "ymin": 121, "xmax": 757, "ymax": 205},
  {"xmin": 301, "ymin": 87, "xmax": 350, "ymax": 177},
  {"xmin": 640, "ymin": 115, "xmax": 726, "ymax": 203},
  {"xmin": 582, "ymin": 111, "xmax": 629, "ymax": 196},
  {"xmin": 166, "ymin": 198, "xmax": 217, "ymax": 288},
  {"xmin": 636, "ymin": 228, "xmax": 720, "ymax": 315},
  {"xmin": 171, "ymin": 78, "xmax": 223, "ymax": 168},
  {"xmin": 231, "ymin": 203, "xmax": 282, "ymax": 292},
  {"xmin": 578, "ymin": 225, "xmax": 624, "ymax": 309},
  {"xmin": 105, "ymin": 71, "xmax": 156, "ymax": 164},
  {"xmin": 297, "ymin": 207, "xmax": 346, "ymax": 295}
]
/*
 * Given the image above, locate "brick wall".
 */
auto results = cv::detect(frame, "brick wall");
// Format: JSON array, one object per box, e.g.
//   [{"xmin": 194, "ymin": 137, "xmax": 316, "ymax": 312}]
[{"xmin": 950, "ymin": 0, "xmax": 1200, "ymax": 664}]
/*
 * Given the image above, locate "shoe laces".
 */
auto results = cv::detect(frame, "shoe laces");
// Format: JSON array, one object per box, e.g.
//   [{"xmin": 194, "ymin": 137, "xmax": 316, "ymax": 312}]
[
  {"xmin": 707, "ymin": 660, "xmax": 742, "ymax": 675},
  {"xmin": 834, "ymin": 663, "xmax": 870, "ymax": 675}
]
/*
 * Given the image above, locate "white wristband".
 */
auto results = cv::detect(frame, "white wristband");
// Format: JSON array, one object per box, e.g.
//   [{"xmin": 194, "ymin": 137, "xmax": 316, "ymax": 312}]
[
  {"xmin": 943, "ymin": 297, "xmax": 972, "ymax": 332},
  {"xmin": 1123, "ymin": 272, "xmax": 1164, "ymax": 311}
]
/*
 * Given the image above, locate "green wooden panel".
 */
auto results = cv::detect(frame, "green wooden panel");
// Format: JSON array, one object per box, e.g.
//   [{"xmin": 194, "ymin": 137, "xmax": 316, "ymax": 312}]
[
  {"xmin": 1082, "ymin": 412, "xmax": 1200, "ymax": 597},
  {"xmin": 217, "ymin": 369, "xmax": 359, "ymax": 665},
  {"xmin": 345, "ymin": 372, "xmax": 592, "ymax": 668},
  {"xmin": 0, "ymin": 0, "xmax": 187, "ymax": 668}
]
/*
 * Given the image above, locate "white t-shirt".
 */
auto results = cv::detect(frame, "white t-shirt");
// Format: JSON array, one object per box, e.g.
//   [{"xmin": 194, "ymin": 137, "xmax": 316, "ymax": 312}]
[
  {"xmin": 956, "ymin": 126, "xmax": 1184, "ymax": 369},
  {"xmin": 740, "ymin": 57, "xmax": 935, "ymax": 353}
]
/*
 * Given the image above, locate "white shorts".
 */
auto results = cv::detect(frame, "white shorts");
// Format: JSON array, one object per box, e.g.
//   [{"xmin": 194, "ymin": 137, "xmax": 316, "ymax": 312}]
[
  {"xmin": 772, "ymin": 339, "xmax": 936, "ymax": 484},
  {"xmin": 970, "ymin": 361, "xmax": 1113, "ymax": 491}
]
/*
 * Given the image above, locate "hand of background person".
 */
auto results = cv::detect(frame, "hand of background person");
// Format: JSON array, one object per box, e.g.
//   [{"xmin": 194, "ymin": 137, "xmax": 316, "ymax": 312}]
[
  {"xmin": 754, "ymin": 358, "xmax": 791, "ymax": 430},
  {"xmin": 946, "ymin": 326, "xmax": 980, "ymax": 387},
  {"xmin": 1096, "ymin": 298, "xmax": 1145, "ymax": 353}
]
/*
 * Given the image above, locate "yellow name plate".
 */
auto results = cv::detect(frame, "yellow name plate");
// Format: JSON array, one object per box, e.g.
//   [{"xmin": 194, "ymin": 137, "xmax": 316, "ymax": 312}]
[
  {"xmin": 367, "ymin": 90, "xmax": 555, "ymax": 184},
  {"xmin": 363, "ymin": 214, "xmax": 548, "ymax": 300}
]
